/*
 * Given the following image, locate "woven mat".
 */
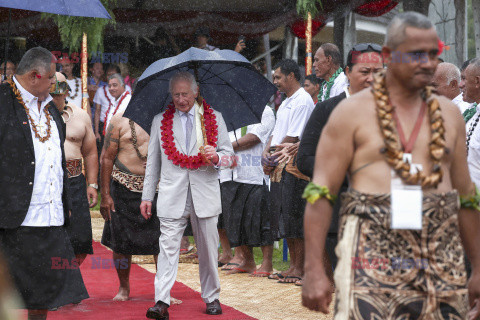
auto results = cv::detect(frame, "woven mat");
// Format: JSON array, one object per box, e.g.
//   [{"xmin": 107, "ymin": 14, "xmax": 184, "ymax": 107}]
[{"xmin": 91, "ymin": 212, "xmax": 334, "ymax": 320}]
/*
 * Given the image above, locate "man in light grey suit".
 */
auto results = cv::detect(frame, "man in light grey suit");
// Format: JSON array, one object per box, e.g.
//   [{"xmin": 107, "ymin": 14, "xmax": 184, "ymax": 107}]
[{"xmin": 141, "ymin": 71, "xmax": 234, "ymax": 319}]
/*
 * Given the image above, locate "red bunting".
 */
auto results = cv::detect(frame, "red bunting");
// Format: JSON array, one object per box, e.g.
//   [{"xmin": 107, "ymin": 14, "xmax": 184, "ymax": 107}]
[{"xmin": 354, "ymin": 0, "xmax": 398, "ymax": 17}]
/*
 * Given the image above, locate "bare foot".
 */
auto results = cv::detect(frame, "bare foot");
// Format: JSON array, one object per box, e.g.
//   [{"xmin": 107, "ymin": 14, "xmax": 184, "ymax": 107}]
[
  {"xmin": 221, "ymin": 256, "xmax": 245, "ymax": 270},
  {"xmin": 278, "ymin": 269, "xmax": 303, "ymax": 284},
  {"xmin": 225, "ymin": 262, "xmax": 256, "ymax": 275},
  {"xmin": 171, "ymin": 297, "xmax": 183, "ymax": 305},
  {"xmin": 113, "ymin": 287, "xmax": 130, "ymax": 301},
  {"xmin": 250, "ymin": 266, "xmax": 273, "ymax": 277}
]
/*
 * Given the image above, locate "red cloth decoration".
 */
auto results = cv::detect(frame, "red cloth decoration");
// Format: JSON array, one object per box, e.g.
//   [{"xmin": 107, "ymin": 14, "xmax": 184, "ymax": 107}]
[
  {"xmin": 290, "ymin": 18, "xmax": 325, "ymax": 39},
  {"xmin": 354, "ymin": 0, "xmax": 398, "ymax": 17}
]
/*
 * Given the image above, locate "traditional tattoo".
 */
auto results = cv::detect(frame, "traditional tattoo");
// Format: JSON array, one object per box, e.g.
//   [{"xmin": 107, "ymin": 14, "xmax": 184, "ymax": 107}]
[
  {"xmin": 103, "ymin": 123, "xmax": 119, "ymax": 151},
  {"xmin": 114, "ymin": 158, "xmax": 133, "ymax": 174}
]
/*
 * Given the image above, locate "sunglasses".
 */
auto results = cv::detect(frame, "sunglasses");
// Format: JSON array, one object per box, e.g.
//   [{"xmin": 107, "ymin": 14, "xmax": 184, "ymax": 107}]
[{"xmin": 351, "ymin": 43, "xmax": 382, "ymax": 53}]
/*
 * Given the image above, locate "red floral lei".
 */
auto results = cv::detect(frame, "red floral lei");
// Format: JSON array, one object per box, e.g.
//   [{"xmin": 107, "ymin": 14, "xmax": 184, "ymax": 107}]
[
  {"xmin": 102, "ymin": 90, "xmax": 130, "ymax": 135},
  {"xmin": 161, "ymin": 100, "xmax": 218, "ymax": 169}
]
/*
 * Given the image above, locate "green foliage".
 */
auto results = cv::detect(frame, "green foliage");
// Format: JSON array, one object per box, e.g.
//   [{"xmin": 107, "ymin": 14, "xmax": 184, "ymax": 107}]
[
  {"xmin": 41, "ymin": 0, "xmax": 116, "ymax": 54},
  {"xmin": 296, "ymin": 0, "xmax": 323, "ymax": 20}
]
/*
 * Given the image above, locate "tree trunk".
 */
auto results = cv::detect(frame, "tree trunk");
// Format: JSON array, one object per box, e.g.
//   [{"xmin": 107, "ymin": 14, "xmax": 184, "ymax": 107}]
[
  {"xmin": 473, "ymin": 0, "xmax": 480, "ymax": 57},
  {"xmin": 403, "ymin": 0, "xmax": 431, "ymax": 15}
]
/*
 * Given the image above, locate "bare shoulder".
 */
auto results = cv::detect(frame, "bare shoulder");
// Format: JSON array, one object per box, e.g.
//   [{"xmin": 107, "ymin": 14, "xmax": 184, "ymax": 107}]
[
  {"xmin": 434, "ymin": 94, "xmax": 465, "ymax": 130},
  {"xmin": 70, "ymin": 104, "xmax": 91, "ymax": 124},
  {"xmin": 328, "ymin": 88, "xmax": 376, "ymax": 127}
]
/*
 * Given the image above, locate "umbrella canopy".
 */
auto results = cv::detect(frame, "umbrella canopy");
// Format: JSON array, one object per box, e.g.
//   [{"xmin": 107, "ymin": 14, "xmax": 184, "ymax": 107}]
[
  {"xmin": 124, "ymin": 47, "xmax": 277, "ymax": 134},
  {"xmin": 0, "ymin": 0, "xmax": 111, "ymax": 18}
]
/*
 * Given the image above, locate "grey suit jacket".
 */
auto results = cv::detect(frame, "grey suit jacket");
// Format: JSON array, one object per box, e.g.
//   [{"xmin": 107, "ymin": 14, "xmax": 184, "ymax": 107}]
[{"xmin": 142, "ymin": 107, "xmax": 234, "ymax": 219}]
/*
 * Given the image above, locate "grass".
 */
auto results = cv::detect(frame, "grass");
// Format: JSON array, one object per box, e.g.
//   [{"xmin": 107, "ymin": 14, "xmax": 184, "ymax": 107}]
[{"xmin": 91, "ymin": 195, "xmax": 290, "ymax": 271}]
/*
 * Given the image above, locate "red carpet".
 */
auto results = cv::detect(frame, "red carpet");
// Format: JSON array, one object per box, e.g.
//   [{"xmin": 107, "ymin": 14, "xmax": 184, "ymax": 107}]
[{"xmin": 48, "ymin": 241, "xmax": 256, "ymax": 320}]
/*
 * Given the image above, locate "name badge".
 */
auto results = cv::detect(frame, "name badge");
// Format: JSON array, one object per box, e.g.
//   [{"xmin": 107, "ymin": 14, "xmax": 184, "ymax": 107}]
[{"xmin": 390, "ymin": 153, "xmax": 423, "ymax": 230}]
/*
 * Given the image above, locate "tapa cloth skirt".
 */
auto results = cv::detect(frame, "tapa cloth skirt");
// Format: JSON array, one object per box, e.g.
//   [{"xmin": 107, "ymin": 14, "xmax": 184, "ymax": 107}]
[
  {"xmin": 334, "ymin": 189, "xmax": 468, "ymax": 320},
  {"xmin": 0, "ymin": 226, "xmax": 89, "ymax": 309},
  {"xmin": 221, "ymin": 181, "xmax": 273, "ymax": 248},
  {"xmin": 101, "ymin": 181, "xmax": 160, "ymax": 255},
  {"xmin": 66, "ymin": 174, "xmax": 93, "ymax": 255},
  {"xmin": 269, "ymin": 169, "xmax": 308, "ymax": 240}
]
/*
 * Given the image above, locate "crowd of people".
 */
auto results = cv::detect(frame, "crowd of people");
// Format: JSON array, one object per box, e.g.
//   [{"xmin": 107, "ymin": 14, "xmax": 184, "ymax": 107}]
[{"xmin": 2, "ymin": 10, "xmax": 480, "ymax": 320}]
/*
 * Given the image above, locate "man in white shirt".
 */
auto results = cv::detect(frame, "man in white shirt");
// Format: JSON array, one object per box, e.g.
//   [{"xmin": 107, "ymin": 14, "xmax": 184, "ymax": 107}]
[
  {"xmin": 262, "ymin": 59, "xmax": 315, "ymax": 284},
  {"xmin": 313, "ymin": 43, "xmax": 348, "ymax": 103},
  {"xmin": 0, "ymin": 47, "xmax": 88, "ymax": 320},
  {"xmin": 431, "ymin": 62, "xmax": 471, "ymax": 114},
  {"xmin": 463, "ymin": 58, "xmax": 480, "ymax": 187},
  {"xmin": 219, "ymin": 106, "xmax": 275, "ymax": 276},
  {"xmin": 59, "ymin": 57, "xmax": 92, "ymax": 118}
]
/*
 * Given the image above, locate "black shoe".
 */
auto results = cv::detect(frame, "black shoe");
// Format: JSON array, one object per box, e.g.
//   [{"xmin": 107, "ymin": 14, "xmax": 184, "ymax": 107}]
[
  {"xmin": 206, "ymin": 299, "xmax": 222, "ymax": 315},
  {"xmin": 146, "ymin": 300, "xmax": 169, "ymax": 320}
]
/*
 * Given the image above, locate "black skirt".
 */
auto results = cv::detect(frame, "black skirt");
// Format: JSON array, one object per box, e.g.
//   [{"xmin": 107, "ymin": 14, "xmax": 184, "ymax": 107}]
[
  {"xmin": 221, "ymin": 181, "xmax": 273, "ymax": 248},
  {"xmin": 66, "ymin": 174, "xmax": 93, "ymax": 255},
  {"xmin": 0, "ymin": 226, "xmax": 89, "ymax": 309},
  {"xmin": 269, "ymin": 170, "xmax": 308, "ymax": 239},
  {"xmin": 101, "ymin": 181, "xmax": 160, "ymax": 255}
]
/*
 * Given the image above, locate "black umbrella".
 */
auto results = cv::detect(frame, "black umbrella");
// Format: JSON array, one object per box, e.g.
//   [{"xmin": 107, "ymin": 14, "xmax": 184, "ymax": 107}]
[{"xmin": 124, "ymin": 47, "xmax": 277, "ymax": 134}]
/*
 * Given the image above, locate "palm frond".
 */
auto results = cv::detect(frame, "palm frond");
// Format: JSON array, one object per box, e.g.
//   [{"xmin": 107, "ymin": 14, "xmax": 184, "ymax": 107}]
[
  {"xmin": 296, "ymin": 0, "xmax": 323, "ymax": 19},
  {"xmin": 41, "ymin": 0, "xmax": 116, "ymax": 54}
]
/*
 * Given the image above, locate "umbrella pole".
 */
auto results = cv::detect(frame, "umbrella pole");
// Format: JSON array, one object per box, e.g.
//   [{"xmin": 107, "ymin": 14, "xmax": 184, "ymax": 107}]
[
  {"xmin": 3, "ymin": 8, "xmax": 12, "ymax": 80},
  {"xmin": 305, "ymin": 12, "xmax": 312, "ymax": 76},
  {"xmin": 81, "ymin": 33, "xmax": 88, "ymax": 111}
]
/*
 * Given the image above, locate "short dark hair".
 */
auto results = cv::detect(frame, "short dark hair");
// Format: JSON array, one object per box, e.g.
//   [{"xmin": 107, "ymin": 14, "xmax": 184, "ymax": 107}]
[
  {"xmin": 304, "ymin": 74, "xmax": 321, "ymax": 86},
  {"xmin": 274, "ymin": 59, "xmax": 301, "ymax": 81},
  {"xmin": 16, "ymin": 47, "xmax": 54, "ymax": 75},
  {"xmin": 106, "ymin": 64, "xmax": 121, "ymax": 74},
  {"xmin": 320, "ymin": 43, "xmax": 342, "ymax": 67},
  {"xmin": 461, "ymin": 59, "xmax": 473, "ymax": 72}
]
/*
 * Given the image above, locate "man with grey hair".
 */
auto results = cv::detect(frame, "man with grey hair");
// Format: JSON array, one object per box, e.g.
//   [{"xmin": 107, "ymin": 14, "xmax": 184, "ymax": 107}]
[
  {"xmin": 302, "ymin": 12, "xmax": 480, "ymax": 319},
  {"xmin": 101, "ymin": 73, "xmax": 131, "ymax": 137},
  {"xmin": 313, "ymin": 43, "xmax": 348, "ymax": 102},
  {"xmin": 431, "ymin": 62, "xmax": 471, "ymax": 113},
  {"xmin": 0, "ymin": 47, "xmax": 88, "ymax": 319},
  {"xmin": 141, "ymin": 71, "xmax": 233, "ymax": 318}
]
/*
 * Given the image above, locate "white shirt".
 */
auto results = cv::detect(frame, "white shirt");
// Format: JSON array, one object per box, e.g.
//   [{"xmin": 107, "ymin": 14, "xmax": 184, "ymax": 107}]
[
  {"xmin": 319, "ymin": 71, "xmax": 349, "ymax": 102},
  {"xmin": 94, "ymin": 84, "xmax": 132, "ymax": 123},
  {"xmin": 220, "ymin": 106, "xmax": 275, "ymax": 185},
  {"xmin": 103, "ymin": 91, "xmax": 132, "ymax": 132},
  {"xmin": 13, "ymin": 76, "xmax": 65, "ymax": 227},
  {"xmin": 271, "ymin": 87, "xmax": 315, "ymax": 146},
  {"xmin": 467, "ymin": 107, "xmax": 480, "ymax": 187},
  {"xmin": 178, "ymin": 104, "xmax": 196, "ymax": 143},
  {"xmin": 65, "ymin": 77, "xmax": 84, "ymax": 109},
  {"xmin": 452, "ymin": 93, "xmax": 471, "ymax": 114}
]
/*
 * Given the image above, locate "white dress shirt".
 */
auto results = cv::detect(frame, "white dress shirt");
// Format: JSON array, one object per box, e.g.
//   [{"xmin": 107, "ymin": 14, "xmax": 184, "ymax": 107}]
[
  {"xmin": 103, "ymin": 91, "xmax": 132, "ymax": 131},
  {"xmin": 271, "ymin": 87, "xmax": 315, "ymax": 146},
  {"xmin": 220, "ymin": 106, "xmax": 275, "ymax": 185},
  {"xmin": 452, "ymin": 93, "xmax": 471, "ymax": 114},
  {"xmin": 94, "ymin": 84, "xmax": 132, "ymax": 123},
  {"xmin": 467, "ymin": 107, "xmax": 480, "ymax": 187},
  {"xmin": 319, "ymin": 71, "xmax": 349, "ymax": 102},
  {"xmin": 65, "ymin": 77, "xmax": 84, "ymax": 109},
  {"xmin": 178, "ymin": 104, "xmax": 196, "ymax": 141},
  {"xmin": 13, "ymin": 76, "xmax": 65, "ymax": 227}
]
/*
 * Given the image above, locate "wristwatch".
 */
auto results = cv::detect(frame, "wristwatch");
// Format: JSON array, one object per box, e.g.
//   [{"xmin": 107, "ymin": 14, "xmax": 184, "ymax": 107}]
[{"xmin": 88, "ymin": 183, "xmax": 99, "ymax": 190}]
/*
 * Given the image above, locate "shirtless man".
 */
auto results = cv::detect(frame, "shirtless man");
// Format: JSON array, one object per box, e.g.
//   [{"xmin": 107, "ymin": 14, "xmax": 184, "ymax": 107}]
[
  {"xmin": 302, "ymin": 12, "xmax": 480, "ymax": 319},
  {"xmin": 50, "ymin": 72, "xmax": 98, "ymax": 266},
  {"xmin": 100, "ymin": 113, "xmax": 160, "ymax": 301}
]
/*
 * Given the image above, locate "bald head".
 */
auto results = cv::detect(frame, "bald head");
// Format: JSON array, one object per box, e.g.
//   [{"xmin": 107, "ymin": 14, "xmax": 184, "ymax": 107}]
[
  {"xmin": 464, "ymin": 58, "xmax": 480, "ymax": 103},
  {"xmin": 431, "ymin": 63, "xmax": 461, "ymax": 100}
]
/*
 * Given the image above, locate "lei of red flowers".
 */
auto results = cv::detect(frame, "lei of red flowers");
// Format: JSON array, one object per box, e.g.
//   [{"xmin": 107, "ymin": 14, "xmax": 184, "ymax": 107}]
[{"xmin": 161, "ymin": 100, "xmax": 218, "ymax": 169}]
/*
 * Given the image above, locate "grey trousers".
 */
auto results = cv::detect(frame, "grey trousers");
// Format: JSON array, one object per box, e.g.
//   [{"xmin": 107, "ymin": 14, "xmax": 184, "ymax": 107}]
[{"xmin": 154, "ymin": 187, "xmax": 220, "ymax": 305}]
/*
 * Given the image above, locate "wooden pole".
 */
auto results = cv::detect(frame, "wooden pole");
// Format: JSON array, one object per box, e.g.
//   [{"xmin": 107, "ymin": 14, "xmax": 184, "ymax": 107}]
[
  {"xmin": 305, "ymin": 12, "xmax": 313, "ymax": 76},
  {"xmin": 81, "ymin": 33, "xmax": 88, "ymax": 111}
]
